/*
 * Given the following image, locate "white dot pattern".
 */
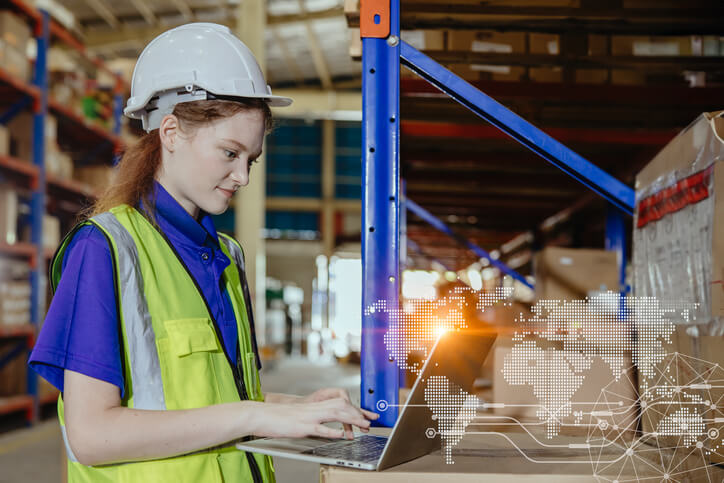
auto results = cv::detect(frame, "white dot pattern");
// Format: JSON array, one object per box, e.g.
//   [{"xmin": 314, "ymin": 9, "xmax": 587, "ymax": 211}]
[
  {"xmin": 370, "ymin": 286, "xmax": 513, "ymax": 373},
  {"xmin": 423, "ymin": 375, "xmax": 479, "ymax": 464}
]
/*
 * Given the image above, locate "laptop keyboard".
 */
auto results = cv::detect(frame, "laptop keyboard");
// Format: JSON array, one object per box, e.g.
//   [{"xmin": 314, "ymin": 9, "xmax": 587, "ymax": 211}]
[{"xmin": 308, "ymin": 435, "xmax": 388, "ymax": 463}]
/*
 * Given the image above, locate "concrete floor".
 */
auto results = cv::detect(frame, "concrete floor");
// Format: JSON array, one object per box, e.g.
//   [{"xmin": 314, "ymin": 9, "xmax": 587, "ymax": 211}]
[{"xmin": 0, "ymin": 357, "xmax": 360, "ymax": 483}]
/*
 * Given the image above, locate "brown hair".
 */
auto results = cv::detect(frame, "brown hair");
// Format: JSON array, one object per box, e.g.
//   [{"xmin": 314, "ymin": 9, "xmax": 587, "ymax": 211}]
[{"xmin": 85, "ymin": 98, "xmax": 272, "ymax": 219}]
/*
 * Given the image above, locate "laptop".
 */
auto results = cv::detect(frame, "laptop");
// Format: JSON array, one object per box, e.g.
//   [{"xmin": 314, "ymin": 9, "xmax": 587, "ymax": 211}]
[{"xmin": 236, "ymin": 329, "xmax": 496, "ymax": 470}]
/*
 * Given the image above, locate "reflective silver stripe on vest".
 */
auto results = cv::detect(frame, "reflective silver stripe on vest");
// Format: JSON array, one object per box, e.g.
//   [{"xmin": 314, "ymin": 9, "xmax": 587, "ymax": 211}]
[
  {"xmin": 93, "ymin": 212, "xmax": 166, "ymax": 411},
  {"xmin": 219, "ymin": 236, "xmax": 245, "ymax": 271},
  {"xmin": 61, "ymin": 424, "xmax": 79, "ymax": 463}
]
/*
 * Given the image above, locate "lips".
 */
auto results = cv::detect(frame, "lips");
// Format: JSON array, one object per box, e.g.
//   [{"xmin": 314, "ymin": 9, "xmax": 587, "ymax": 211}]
[{"xmin": 217, "ymin": 187, "xmax": 235, "ymax": 198}]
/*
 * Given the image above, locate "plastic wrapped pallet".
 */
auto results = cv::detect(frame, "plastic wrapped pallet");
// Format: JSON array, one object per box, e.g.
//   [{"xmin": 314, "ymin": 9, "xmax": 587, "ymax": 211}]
[
  {"xmin": 633, "ymin": 111, "xmax": 724, "ymax": 336},
  {"xmin": 634, "ymin": 111, "xmax": 724, "ymax": 465}
]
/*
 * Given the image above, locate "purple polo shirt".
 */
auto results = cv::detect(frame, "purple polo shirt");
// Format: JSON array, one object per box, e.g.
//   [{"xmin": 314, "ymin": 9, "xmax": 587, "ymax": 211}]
[{"xmin": 29, "ymin": 182, "xmax": 259, "ymax": 397}]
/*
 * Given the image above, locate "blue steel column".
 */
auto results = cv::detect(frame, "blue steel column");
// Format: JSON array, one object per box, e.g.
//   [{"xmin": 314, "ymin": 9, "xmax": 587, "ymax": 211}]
[
  {"xmin": 605, "ymin": 206, "xmax": 627, "ymax": 319},
  {"xmin": 605, "ymin": 206, "xmax": 627, "ymax": 291},
  {"xmin": 28, "ymin": 10, "xmax": 49, "ymax": 421},
  {"xmin": 361, "ymin": 1, "xmax": 401, "ymax": 425},
  {"xmin": 113, "ymin": 92, "xmax": 123, "ymax": 136}
]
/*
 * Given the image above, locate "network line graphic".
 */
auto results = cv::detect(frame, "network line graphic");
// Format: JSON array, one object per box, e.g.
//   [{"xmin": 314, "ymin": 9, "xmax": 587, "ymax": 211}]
[{"xmin": 369, "ymin": 288, "xmax": 724, "ymax": 481}]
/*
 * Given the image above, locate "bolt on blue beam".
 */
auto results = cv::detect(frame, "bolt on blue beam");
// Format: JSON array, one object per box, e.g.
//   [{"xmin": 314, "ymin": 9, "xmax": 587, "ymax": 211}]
[
  {"xmin": 400, "ymin": 41, "xmax": 635, "ymax": 215},
  {"xmin": 360, "ymin": 17, "xmax": 401, "ymax": 427},
  {"xmin": 406, "ymin": 199, "xmax": 533, "ymax": 289}
]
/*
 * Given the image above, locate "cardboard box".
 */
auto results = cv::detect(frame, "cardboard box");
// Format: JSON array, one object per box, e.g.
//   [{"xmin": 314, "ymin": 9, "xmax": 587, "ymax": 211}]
[
  {"xmin": 611, "ymin": 69, "xmax": 645, "ymax": 85},
  {"xmin": 575, "ymin": 69, "xmax": 608, "ymax": 84},
  {"xmin": 0, "ymin": 279, "xmax": 31, "ymax": 326},
  {"xmin": 0, "ymin": 39, "xmax": 30, "ymax": 82},
  {"xmin": 634, "ymin": 112, "xmax": 724, "ymax": 466},
  {"xmin": 0, "ymin": 344, "xmax": 27, "ymax": 396},
  {"xmin": 319, "ymin": 430, "xmax": 664, "ymax": 482},
  {"xmin": 45, "ymin": 143, "xmax": 74, "ymax": 180},
  {"xmin": 534, "ymin": 247, "xmax": 619, "ymax": 302},
  {"xmin": 0, "ymin": 256, "xmax": 30, "ymax": 281},
  {"xmin": 0, "ymin": 125, "xmax": 9, "ymax": 156},
  {"xmin": 74, "ymin": 165, "xmax": 117, "ymax": 193},
  {"xmin": 529, "ymin": 66, "xmax": 563, "ymax": 83},
  {"xmin": 0, "ymin": 185, "xmax": 18, "ymax": 245},
  {"xmin": 401, "ymin": 30, "xmax": 445, "ymax": 51},
  {"xmin": 493, "ymin": 344, "xmax": 638, "ymax": 441},
  {"xmin": 7, "ymin": 112, "xmax": 58, "ymax": 161},
  {"xmin": 633, "ymin": 111, "xmax": 724, "ymax": 333},
  {"xmin": 637, "ymin": 326, "xmax": 724, "ymax": 472},
  {"xmin": 42, "ymin": 215, "xmax": 61, "ymax": 252},
  {"xmin": 0, "ymin": 11, "xmax": 31, "ymax": 51},
  {"xmin": 448, "ymin": 31, "xmax": 525, "ymax": 53},
  {"xmin": 529, "ymin": 33, "xmax": 559, "ymax": 55}
]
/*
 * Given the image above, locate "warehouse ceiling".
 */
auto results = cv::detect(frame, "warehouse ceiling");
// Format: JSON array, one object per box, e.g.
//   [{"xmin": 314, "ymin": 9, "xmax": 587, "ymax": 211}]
[
  {"xmin": 62, "ymin": 0, "xmax": 359, "ymax": 87},
  {"xmin": 55, "ymin": 0, "xmax": 724, "ymax": 274}
]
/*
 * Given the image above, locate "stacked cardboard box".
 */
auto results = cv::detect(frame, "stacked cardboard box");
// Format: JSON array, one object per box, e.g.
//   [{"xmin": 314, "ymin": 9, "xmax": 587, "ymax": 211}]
[
  {"xmin": 0, "ymin": 342, "xmax": 27, "ymax": 397},
  {"xmin": 0, "ymin": 185, "xmax": 19, "ymax": 245},
  {"xmin": 74, "ymin": 165, "xmax": 117, "ymax": 193},
  {"xmin": 0, "ymin": 11, "xmax": 31, "ymax": 82},
  {"xmin": 0, "ymin": 125, "xmax": 9, "ymax": 156},
  {"xmin": 490, "ymin": 248, "xmax": 636, "ymax": 439},
  {"xmin": 0, "ymin": 256, "xmax": 31, "ymax": 327},
  {"xmin": 5, "ymin": 112, "xmax": 74, "ymax": 179},
  {"xmin": 633, "ymin": 111, "xmax": 724, "ymax": 469},
  {"xmin": 447, "ymin": 31, "xmax": 526, "ymax": 82},
  {"xmin": 534, "ymin": 247, "xmax": 620, "ymax": 301}
]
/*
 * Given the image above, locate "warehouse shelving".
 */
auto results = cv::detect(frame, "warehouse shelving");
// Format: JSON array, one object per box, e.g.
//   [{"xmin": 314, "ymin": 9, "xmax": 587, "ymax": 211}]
[
  {"xmin": 0, "ymin": 1, "xmax": 125, "ymax": 423},
  {"xmin": 358, "ymin": 0, "xmax": 636, "ymax": 426}
]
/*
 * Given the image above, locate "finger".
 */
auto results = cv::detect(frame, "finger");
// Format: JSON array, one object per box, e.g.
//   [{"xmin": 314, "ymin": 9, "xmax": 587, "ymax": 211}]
[
  {"xmin": 343, "ymin": 423, "xmax": 354, "ymax": 439},
  {"xmin": 360, "ymin": 408, "xmax": 380, "ymax": 420},
  {"xmin": 316, "ymin": 424, "xmax": 344, "ymax": 439}
]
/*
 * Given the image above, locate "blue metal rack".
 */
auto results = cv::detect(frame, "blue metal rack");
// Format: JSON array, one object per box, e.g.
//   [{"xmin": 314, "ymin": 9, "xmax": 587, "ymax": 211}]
[
  {"xmin": 360, "ymin": 0, "xmax": 634, "ymax": 426},
  {"xmin": 0, "ymin": 3, "xmax": 125, "ymax": 422}
]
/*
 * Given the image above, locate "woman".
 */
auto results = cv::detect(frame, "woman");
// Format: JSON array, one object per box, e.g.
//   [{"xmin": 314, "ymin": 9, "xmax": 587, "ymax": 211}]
[{"xmin": 29, "ymin": 23, "xmax": 377, "ymax": 482}]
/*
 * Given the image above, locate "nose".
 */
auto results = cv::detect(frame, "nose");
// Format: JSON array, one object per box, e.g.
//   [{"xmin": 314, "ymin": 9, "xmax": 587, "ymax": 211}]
[{"xmin": 230, "ymin": 158, "xmax": 251, "ymax": 187}]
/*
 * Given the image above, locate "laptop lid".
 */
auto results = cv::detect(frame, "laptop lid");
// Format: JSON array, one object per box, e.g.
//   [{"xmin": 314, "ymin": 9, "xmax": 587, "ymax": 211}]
[{"xmin": 376, "ymin": 329, "xmax": 497, "ymax": 470}]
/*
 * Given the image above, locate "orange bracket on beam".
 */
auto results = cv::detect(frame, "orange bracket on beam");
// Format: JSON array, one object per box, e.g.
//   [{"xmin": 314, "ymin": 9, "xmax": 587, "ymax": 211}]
[{"xmin": 360, "ymin": 0, "xmax": 390, "ymax": 39}]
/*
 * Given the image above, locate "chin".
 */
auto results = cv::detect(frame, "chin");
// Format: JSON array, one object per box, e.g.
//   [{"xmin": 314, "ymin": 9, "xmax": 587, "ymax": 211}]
[{"xmin": 202, "ymin": 200, "xmax": 230, "ymax": 216}]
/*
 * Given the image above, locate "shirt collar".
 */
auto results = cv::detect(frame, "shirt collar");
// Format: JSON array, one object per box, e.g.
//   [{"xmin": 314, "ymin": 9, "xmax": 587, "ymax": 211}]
[{"xmin": 150, "ymin": 181, "xmax": 220, "ymax": 247}]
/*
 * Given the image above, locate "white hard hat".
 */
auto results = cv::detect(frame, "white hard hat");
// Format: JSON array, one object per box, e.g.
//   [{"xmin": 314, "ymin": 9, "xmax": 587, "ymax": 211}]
[{"xmin": 124, "ymin": 23, "xmax": 292, "ymax": 132}]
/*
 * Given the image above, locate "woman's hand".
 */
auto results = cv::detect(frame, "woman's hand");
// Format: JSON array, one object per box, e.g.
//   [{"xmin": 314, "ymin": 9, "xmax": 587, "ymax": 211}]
[
  {"xmin": 298, "ymin": 388, "xmax": 378, "ymax": 438},
  {"xmin": 251, "ymin": 397, "xmax": 379, "ymax": 440}
]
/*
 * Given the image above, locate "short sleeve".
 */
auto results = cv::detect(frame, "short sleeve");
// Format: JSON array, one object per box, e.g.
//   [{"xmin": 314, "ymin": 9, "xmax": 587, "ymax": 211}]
[{"xmin": 28, "ymin": 224, "xmax": 125, "ymax": 397}]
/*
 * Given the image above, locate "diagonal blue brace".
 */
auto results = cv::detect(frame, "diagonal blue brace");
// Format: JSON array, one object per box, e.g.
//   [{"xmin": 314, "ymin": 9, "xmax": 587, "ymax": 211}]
[
  {"xmin": 0, "ymin": 96, "xmax": 33, "ymax": 125},
  {"xmin": 406, "ymin": 238, "xmax": 453, "ymax": 272},
  {"xmin": 406, "ymin": 199, "xmax": 533, "ymax": 289},
  {"xmin": 0, "ymin": 341, "xmax": 26, "ymax": 370},
  {"xmin": 400, "ymin": 41, "xmax": 635, "ymax": 215}
]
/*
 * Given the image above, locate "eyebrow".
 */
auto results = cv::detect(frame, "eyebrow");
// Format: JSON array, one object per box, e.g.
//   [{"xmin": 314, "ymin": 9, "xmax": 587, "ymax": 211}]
[{"xmin": 221, "ymin": 138, "xmax": 262, "ymax": 159}]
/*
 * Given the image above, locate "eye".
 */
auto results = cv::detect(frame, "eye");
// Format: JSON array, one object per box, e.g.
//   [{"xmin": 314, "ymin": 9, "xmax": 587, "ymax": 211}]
[{"xmin": 224, "ymin": 149, "xmax": 238, "ymax": 159}]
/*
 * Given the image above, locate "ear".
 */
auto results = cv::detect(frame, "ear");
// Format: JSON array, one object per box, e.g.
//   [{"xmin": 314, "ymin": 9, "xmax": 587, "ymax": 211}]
[{"xmin": 159, "ymin": 114, "xmax": 179, "ymax": 153}]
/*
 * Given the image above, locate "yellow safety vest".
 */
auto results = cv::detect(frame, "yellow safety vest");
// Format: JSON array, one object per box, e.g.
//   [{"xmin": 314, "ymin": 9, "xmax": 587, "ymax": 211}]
[{"xmin": 50, "ymin": 204, "xmax": 275, "ymax": 483}]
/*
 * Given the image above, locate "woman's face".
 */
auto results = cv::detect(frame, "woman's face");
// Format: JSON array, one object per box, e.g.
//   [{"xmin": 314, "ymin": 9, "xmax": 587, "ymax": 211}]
[{"xmin": 157, "ymin": 108, "xmax": 266, "ymax": 219}]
